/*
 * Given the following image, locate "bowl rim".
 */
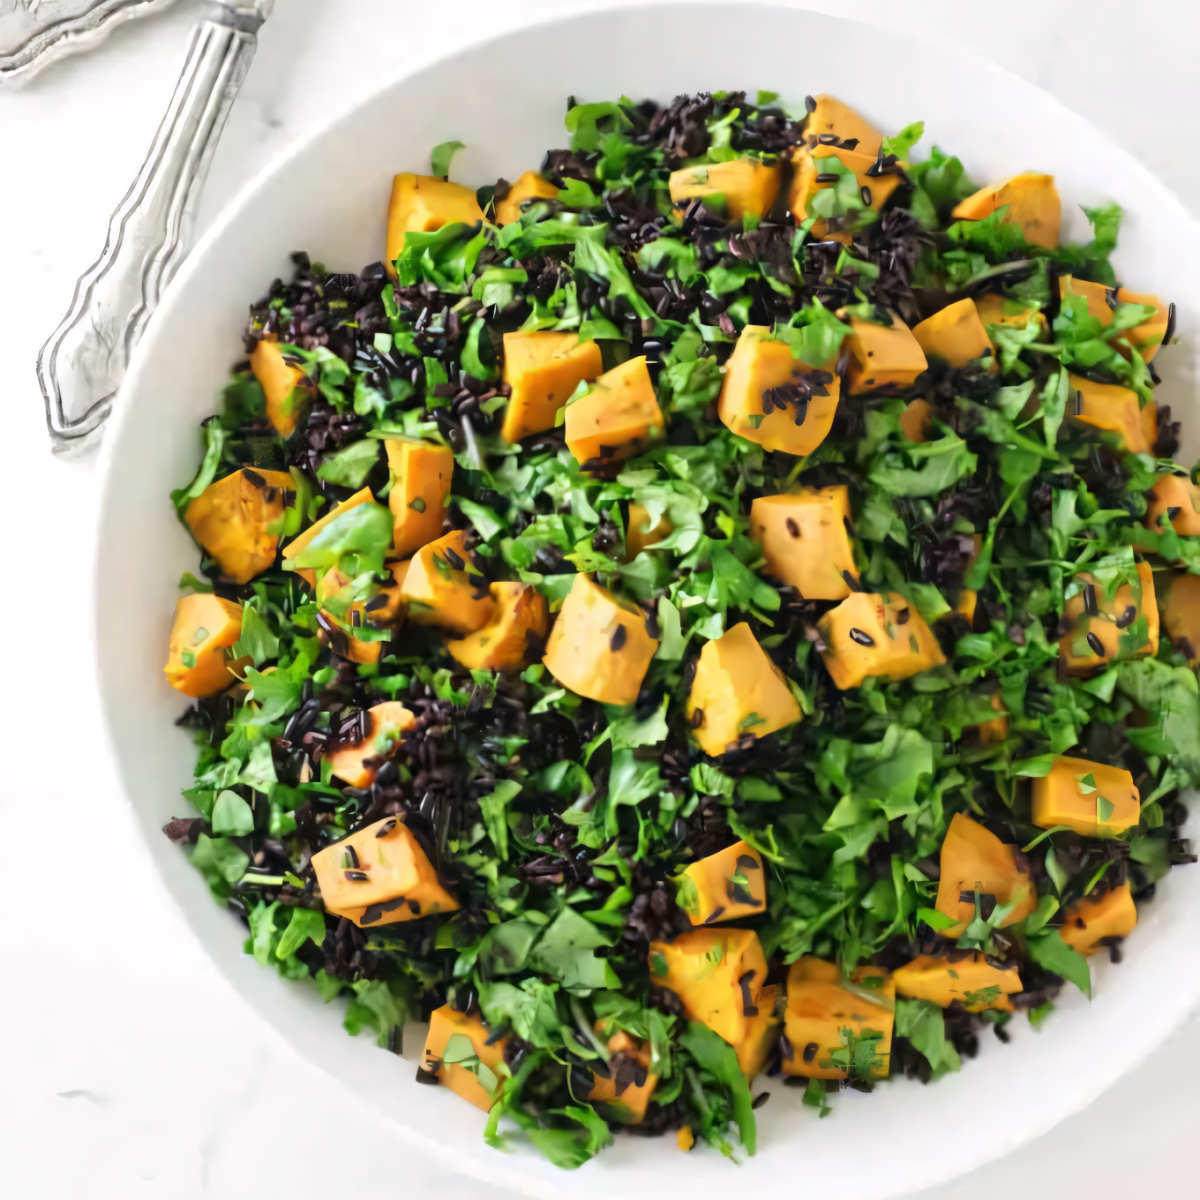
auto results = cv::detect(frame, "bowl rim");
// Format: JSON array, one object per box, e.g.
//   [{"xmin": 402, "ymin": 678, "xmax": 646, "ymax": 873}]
[{"xmin": 92, "ymin": 3, "xmax": 1200, "ymax": 1196}]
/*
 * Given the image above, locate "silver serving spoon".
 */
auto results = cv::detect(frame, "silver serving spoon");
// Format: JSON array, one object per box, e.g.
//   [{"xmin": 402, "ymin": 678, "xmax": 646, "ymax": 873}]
[{"xmin": 36, "ymin": 0, "xmax": 275, "ymax": 451}]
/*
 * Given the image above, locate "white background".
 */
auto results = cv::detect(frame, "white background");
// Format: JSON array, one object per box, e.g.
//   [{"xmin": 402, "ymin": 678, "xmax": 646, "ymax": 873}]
[{"xmin": 2, "ymin": 1, "xmax": 1199, "ymax": 1196}]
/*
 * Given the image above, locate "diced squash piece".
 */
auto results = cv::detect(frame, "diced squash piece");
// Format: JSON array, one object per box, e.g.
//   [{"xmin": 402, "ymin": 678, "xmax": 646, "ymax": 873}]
[
  {"xmin": 912, "ymin": 298, "xmax": 994, "ymax": 368},
  {"xmin": 818, "ymin": 591, "xmax": 945, "ymax": 689},
  {"xmin": 955, "ymin": 588, "xmax": 977, "ymax": 626},
  {"xmin": 802, "ymin": 94, "xmax": 883, "ymax": 154},
  {"xmin": 668, "ymin": 158, "xmax": 781, "ymax": 220},
  {"xmin": 677, "ymin": 840, "xmax": 767, "ymax": 926},
  {"xmin": 626, "ymin": 502, "xmax": 673, "ymax": 558},
  {"xmin": 685, "ymin": 622, "xmax": 802, "ymax": 756},
  {"xmin": 501, "ymin": 331, "xmax": 602, "ymax": 444},
  {"xmin": 677, "ymin": 1126, "xmax": 695, "ymax": 1152},
  {"xmin": 164, "ymin": 593, "xmax": 244, "ymax": 697},
  {"xmin": 494, "ymin": 170, "xmax": 558, "ymax": 224},
  {"xmin": 250, "ymin": 339, "xmax": 312, "ymax": 437},
  {"xmin": 422, "ymin": 1005, "xmax": 507, "ymax": 1111},
  {"xmin": 371, "ymin": 559, "xmax": 411, "ymax": 624},
  {"xmin": 976, "ymin": 692, "xmax": 1008, "ymax": 745},
  {"xmin": 588, "ymin": 1030, "xmax": 658, "ymax": 1124},
  {"xmin": 1031, "ymin": 754, "xmax": 1140, "ymax": 838},
  {"xmin": 975, "ymin": 292, "xmax": 1048, "ymax": 333},
  {"xmin": 1058, "ymin": 561, "xmax": 1158, "ymax": 671},
  {"xmin": 718, "ymin": 324, "xmax": 842, "ymax": 455},
  {"xmin": 934, "ymin": 812, "xmax": 1037, "ymax": 937},
  {"xmin": 324, "ymin": 702, "xmax": 417, "ymax": 790},
  {"xmin": 840, "ymin": 310, "xmax": 928, "ymax": 394},
  {"xmin": 183, "ymin": 467, "xmax": 296, "ymax": 584},
  {"xmin": 399, "ymin": 530, "xmax": 495, "ymax": 635},
  {"xmin": 787, "ymin": 145, "xmax": 902, "ymax": 242},
  {"xmin": 733, "ymin": 985, "xmax": 781, "ymax": 1080},
  {"xmin": 565, "ymin": 356, "xmax": 663, "ymax": 468},
  {"xmin": 312, "ymin": 812, "xmax": 457, "ymax": 928},
  {"xmin": 1059, "ymin": 275, "xmax": 1169, "ymax": 362},
  {"xmin": 951, "ymin": 172, "xmax": 1061, "ymax": 248},
  {"xmin": 781, "ymin": 959, "xmax": 894, "ymax": 1081},
  {"xmin": 384, "ymin": 439, "xmax": 453, "ymax": 555},
  {"xmin": 749, "ymin": 486, "xmax": 855, "ymax": 600},
  {"xmin": 282, "ymin": 486, "xmax": 375, "ymax": 589},
  {"xmin": 1060, "ymin": 883, "xmax": 1137, "ymax": 955},
  {"xmin": 900, "ymin": 397, "xmax": 934, "ymax": 442},
  {"xmin": 648, "ymin": 928, "xmax": 768, "ymax": 1048},
  {"xmin": 542, "ymin": 574, "xmax": 658, "ymax": 705},
  {"xmin": 1162, "ymin": 573, "xmax": 1200, "ymax": 663},
  {"xmin": 1068, "ymin": 373, "xmax": 1156, "ymax": 456},
  {"xmin": 1146, "ymin": 472, "xmax": 1200, "ymax": 536},
  {"xmin": 893, "ymin": 953, "xmax": 1022, "ymax": 1012},
  {"xmin": 444, "ymin": 581, "xmax": 548, "ymax": 670},
  {"xmin": 386, "ymin": 173, "xmax": 484, "ymax": 269},
  {"xmin": 316, "ymin": 567, "xmax": 386, "ymax": 665}
]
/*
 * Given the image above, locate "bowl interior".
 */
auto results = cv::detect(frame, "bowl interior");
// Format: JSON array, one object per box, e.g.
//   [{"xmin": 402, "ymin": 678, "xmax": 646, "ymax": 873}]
[{"xmin": 95, "ymin": 5, "xmax": 1200, "ymax": 1197}]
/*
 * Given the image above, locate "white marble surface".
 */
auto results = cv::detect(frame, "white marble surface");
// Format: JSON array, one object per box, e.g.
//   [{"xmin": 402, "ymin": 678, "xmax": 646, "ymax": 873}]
[{"xmin": 3, "ymin": 1, "xmax": 1199, "ymax": 1196}]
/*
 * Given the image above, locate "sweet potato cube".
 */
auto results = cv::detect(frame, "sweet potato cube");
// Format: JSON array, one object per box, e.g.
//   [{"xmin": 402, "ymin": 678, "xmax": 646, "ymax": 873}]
[
  {"xmin": 250, "ymin": 340, "xmax": 312, "ymax": 437},
  {"xmin": 444, "ymin": 581, "xmax": 548, "ymax": 670},
  {"xmin": 386, "ymin": 173, "xmax": 484, "ymax": 269},
  {"xmin": 282, "ymin": 486, "xmax": 375, "ymax": 589},
  {"xmin": 801, "ymin": 94, "xmax": 883, "ymax": 154},
  {"xmin": 384, "ymin": 438, "xmax": 453, "ymax": 555},
  {"xmin": 1068, "ymin": 373, "xmax": 1156, "ymax": 456},
  {"xmin": 494, "ymin": 170, "xmax": 558, "ymax": 224},
  {"xmin": 718, "ymin": 325, "xmax": 841, "ymax": 455},
  {"xmin": 422, "ymin": 1005, "xmax": 507, "ymax": 1111},
  {"xmin": 541, "ymin": 573, "xmax": 658, "ymax": 706},
  {"xmin": 1059, "ymin": 274, "xmax": 1169, "ymax": 362},
  {"xmin": 565, "ymin": 356, "xmax": 663, "ymax": 468},
  {"xmin": 685, "ymin": 622, "xmax": 801, "ymax": 756},
  {"xmin": 818, "ymin": 591, "xmax": 945, "ymax": 689},
  {"xmin": 324, "ymin": 702, "xmax": 417, "ymax": 790},
  {"xmin": 1058, "ymin": 562, "xmax": 1158, "ymax": 672},
  {"xmin": 1162, "ymin": 573, "xmax": 1200, "ymax": 663},
  {"xmin": 312, "ymin": 812, "xmax": 457, "ymax": 928},
  {"xmin": 787, "ymin": 145, "xmax": 902, "ymax": 242},
  {"xmin": 626, "ymin": 502, "xmax": 673, "ymax": 558},
  {"xmin": 900, "ymin": 397, "xmax": 934, "ymax": 442},
  {"xmin": 184, "ymin": 467, "xmax": 295, "ymax": 584},
  {"xmin": 315, "ymin": 567, "xmax": 389, "ymax": 665},
  {"xmin": 164, "ymin": 593, "xmax": 244, "ymax": 697},
  {"xmin": 934, "ymin": 812, "xmax": 1036, "ymax": 937},
  {"xmin": 1060, "ymin": 883, "xmax": 1137, "ymax": 955},
  {"xmin": 840, "ymin": 310, "xmax": 928, "ymax": 394},
  {"xmin": 588, "ymin": 1030, "xmax": 658, "ymax": 1124},
  {"xmin": 781, "ymin": 959, "xmax": 894, "ymax": 1081},
  {"xmin": 677, "ymin": 839, "xmax": 767, "ymax": 926},
  {"xmin": 1146, "ymin": 473, "xmax": 1200, "ymax": 536},
  {"xmin": 912, "ymin": 298, "xmax": 994, "ymax": 368},
  {"xmin": 975, "ymin": 292, "xmax": 1047, "ymax": 334},
  {"xmin": 975, "ymin": 692, "xmax": 1008, "ymax": 745},
  {"xmin": 668, "ymin": 157, "xmax": 781, "ymax": 220},
  {"xmin": 399, "ymin": 530, "xmax": 495, "ymax": 635},
  {"xmin": 733, "ymin": 985, "xmax": 781, "ymax": 1080},
  {"xmin": 1032, "ymin": 755, "xmax": 1140, "ymax": 838},
  {"xmin": 893, "ymin": 953, "xmax": 1022, "ymax": 1012},
  {"xmin": 648, "ymin": 928, "xmax": 768, "ymax": 1048},
  {"xmin": 749, "ymin": 485, "xmax": 855, "ymax": 600},
  {"xmin": 951, "ymin": 172, "xmax": 1061, "ymax": 248},
  {"xmin": 501, "ymin": 330, "xmax": 602, "ymax": 443}
]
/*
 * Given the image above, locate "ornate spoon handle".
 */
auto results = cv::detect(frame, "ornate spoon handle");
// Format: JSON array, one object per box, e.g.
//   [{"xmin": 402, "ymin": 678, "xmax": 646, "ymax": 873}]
[{"xmin": 37, "ymin": 2, "xmax": 273, "ymax": 451}]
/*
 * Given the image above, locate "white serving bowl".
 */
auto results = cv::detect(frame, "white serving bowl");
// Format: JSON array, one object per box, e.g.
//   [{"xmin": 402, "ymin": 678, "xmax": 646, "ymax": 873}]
[{"xmin": 95, "ymin": 4, "xmax": 1200, "ymax": 1196}]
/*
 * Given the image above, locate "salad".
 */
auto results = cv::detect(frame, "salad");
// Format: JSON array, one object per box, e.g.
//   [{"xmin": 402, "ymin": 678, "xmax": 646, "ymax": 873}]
[{"xmin": 163, "ymin": 90, "xmax": 1197, "ymax": 1166}]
